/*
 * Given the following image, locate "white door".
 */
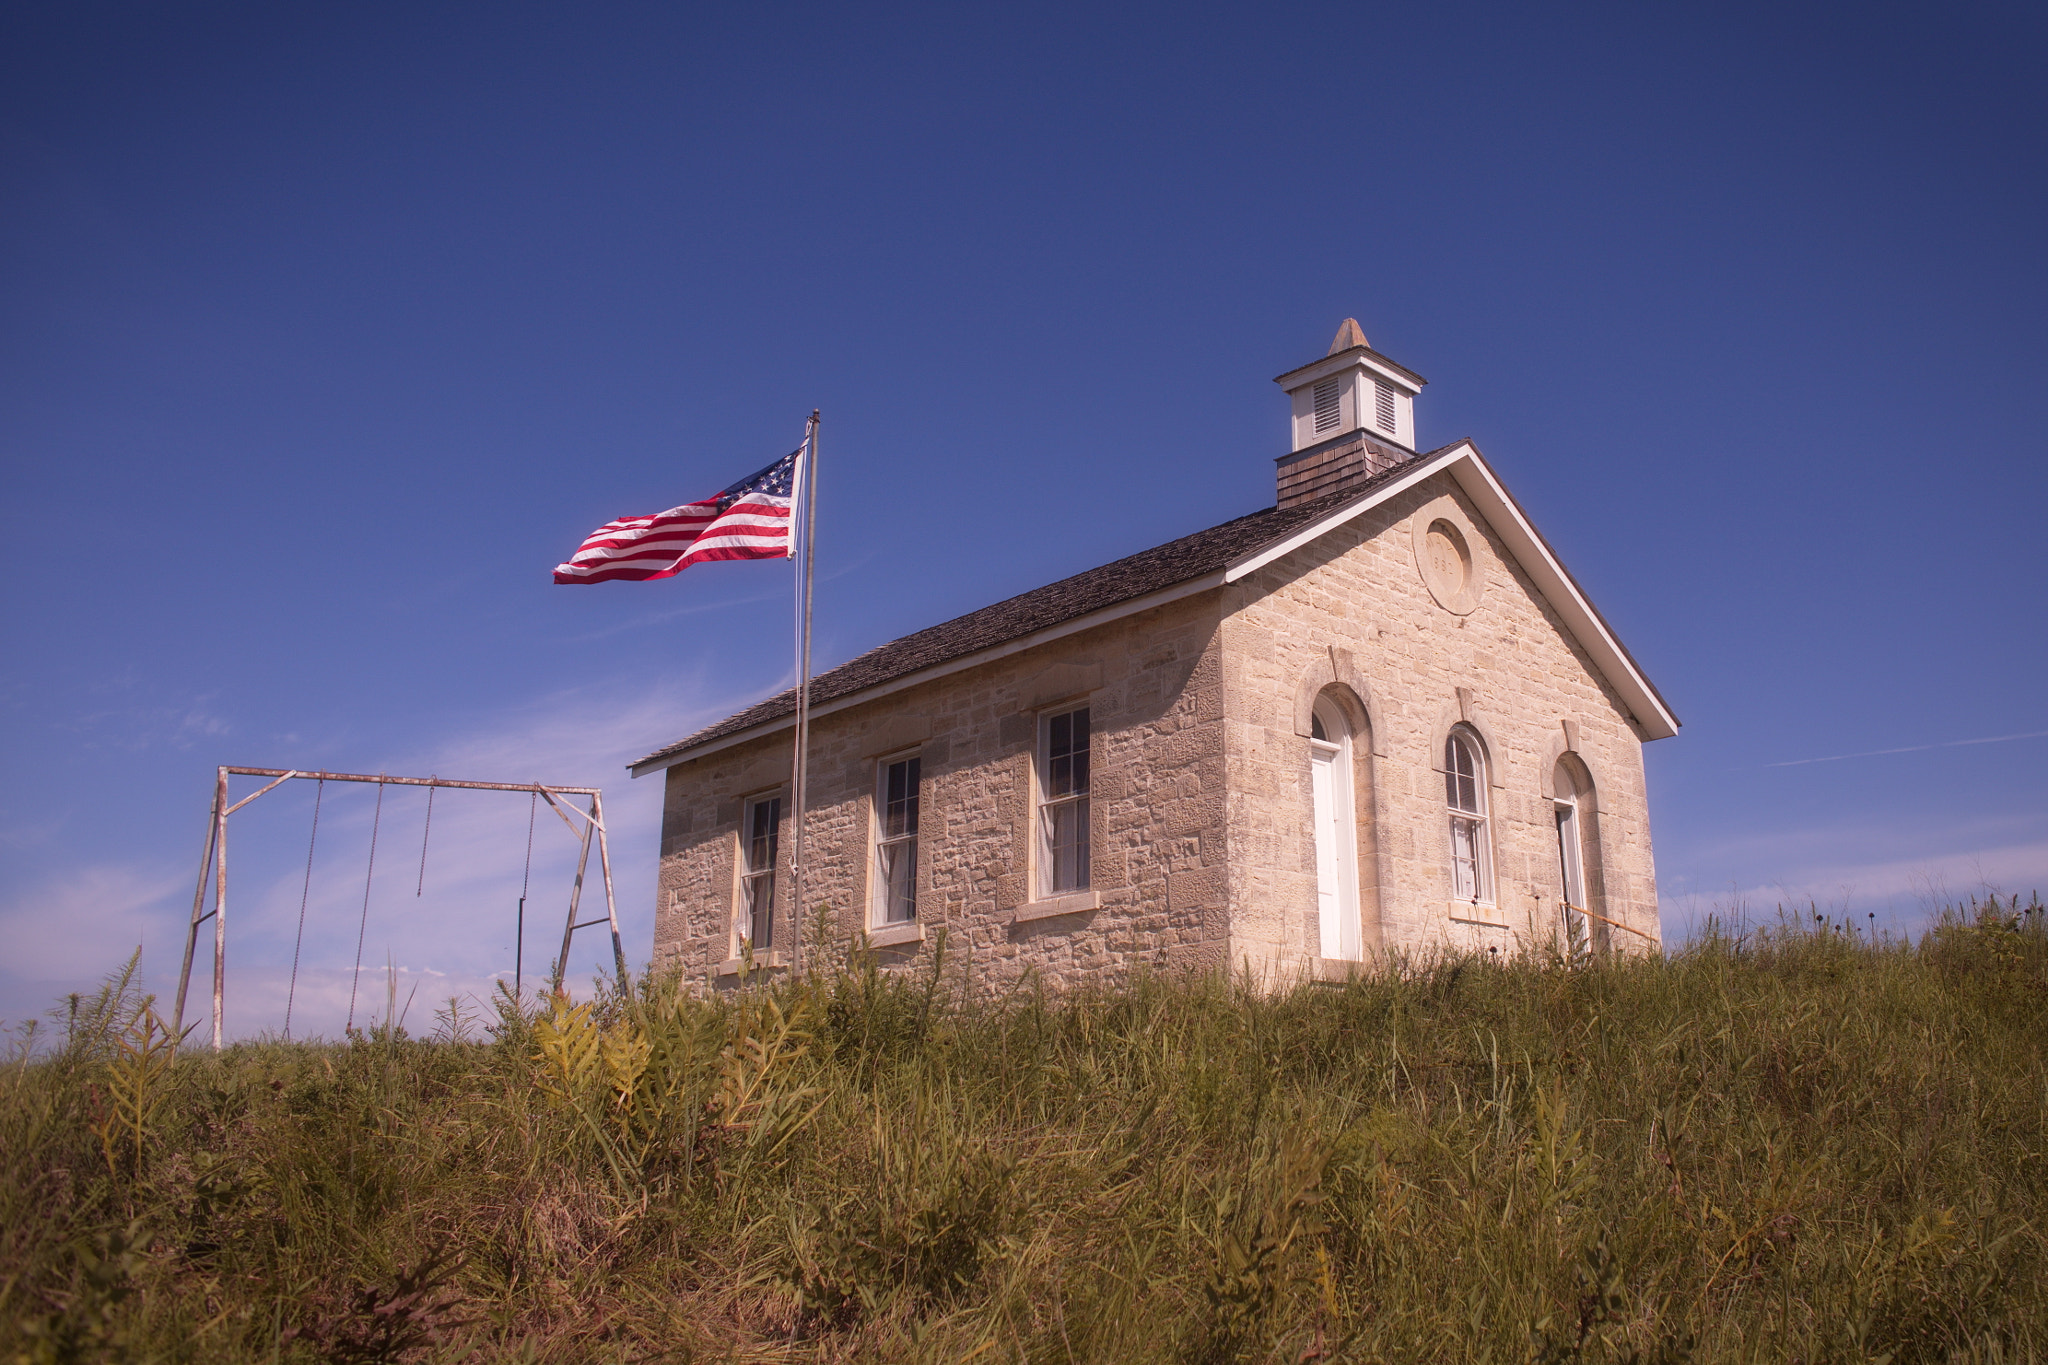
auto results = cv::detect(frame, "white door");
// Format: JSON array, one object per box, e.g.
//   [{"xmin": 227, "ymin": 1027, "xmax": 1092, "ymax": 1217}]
[{"xmin": 1311, "ymin": 704, "xmax": 1361, "ymax": 961}]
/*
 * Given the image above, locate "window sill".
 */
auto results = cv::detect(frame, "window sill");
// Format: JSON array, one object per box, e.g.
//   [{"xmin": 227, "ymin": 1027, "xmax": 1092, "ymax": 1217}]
[
  {"xmin": 1447, "ymin": 903, "xmax": 1511, "ymax": 928},
  {"xmin": 1013, "ymin": 889, "xmax": 1100, "ymax": 924},
  {"xmin": 1312, "ymin": 956, "xmax": 1368, "ymax": 982},
  {"xmin": 715, "ymin": 951, "xmax": 788, "ymax": 977},
  {"xmin": 864, "ymin": 920, "xmax": 925, "ymax": 948}
]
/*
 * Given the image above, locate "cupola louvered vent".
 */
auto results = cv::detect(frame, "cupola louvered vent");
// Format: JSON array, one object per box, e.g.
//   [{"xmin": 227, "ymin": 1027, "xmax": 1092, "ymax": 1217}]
[
  {"xmin": 1374, "ymin": 379, "xmax": 1397, "ymax": 434},
  {"xmin": 1312, "ymin": 377, "xmax": 1342, "ymax": 434},
  {"xmin": 1277, "ymin": 320, "xmax": 1427, "ymax": 498}
]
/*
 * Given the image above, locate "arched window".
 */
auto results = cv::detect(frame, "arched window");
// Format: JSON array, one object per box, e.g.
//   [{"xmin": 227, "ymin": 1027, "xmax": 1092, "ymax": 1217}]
[
  {"xmin": 1444, "ymin": 728, "xmax": 1492, "ymax": 905},
  {"xmin": 1310, "ymin": 696, "xmax": 1361, "ymax": 960}
]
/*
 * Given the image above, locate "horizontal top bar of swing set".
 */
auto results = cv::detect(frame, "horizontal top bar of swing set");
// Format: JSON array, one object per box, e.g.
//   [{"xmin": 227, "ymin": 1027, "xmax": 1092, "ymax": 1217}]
[{"xmin": 219, "ymin": 767, "xmax": 601, "ymax": 797}]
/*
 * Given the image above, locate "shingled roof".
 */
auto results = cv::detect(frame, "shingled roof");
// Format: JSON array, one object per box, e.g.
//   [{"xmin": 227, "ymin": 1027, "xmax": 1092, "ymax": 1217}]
[{"xmin": 630, "ymin": 451, "xmax": 1435, "ymax": 773}]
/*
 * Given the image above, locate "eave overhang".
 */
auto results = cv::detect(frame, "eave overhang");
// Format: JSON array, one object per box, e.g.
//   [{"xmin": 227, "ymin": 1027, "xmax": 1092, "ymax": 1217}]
[
  {"xmin": 627, "ymin": 569, "xmax": 1231, "ymax": 777},
  {"xmin": 1272, "ymin": 344, "xmax": 1428, "ymax": 395}
]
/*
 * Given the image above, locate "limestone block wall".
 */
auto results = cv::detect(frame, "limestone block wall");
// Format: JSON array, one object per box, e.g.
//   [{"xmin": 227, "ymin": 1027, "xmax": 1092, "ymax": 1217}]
[
  {"xmin": 652, "ymin": 592, "xmax": 1231, "ymax": 992},
  {"xmin": 1219, "ymin": 470, "xmax": 1660, "ymax": 979}
]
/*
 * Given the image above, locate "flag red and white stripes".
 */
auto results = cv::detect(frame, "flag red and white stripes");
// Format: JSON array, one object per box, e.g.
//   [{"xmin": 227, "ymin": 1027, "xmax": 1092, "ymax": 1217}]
[{"xmin": 552, "ymin": 443, "xmax": 804, "ymax": 585}]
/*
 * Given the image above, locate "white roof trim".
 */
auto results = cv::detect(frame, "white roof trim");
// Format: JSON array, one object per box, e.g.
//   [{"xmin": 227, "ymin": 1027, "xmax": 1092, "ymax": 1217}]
[
  {"xmin": 629, "ymin": 568, "xmax": 1229, "ymax": 777},
  {"xmin": 1274, "ymin": 351, "xmax": 1423, "ymax": 397},
  {"xmin": 1225, "ymin": 441, "xmax": 1680, "ymax": 741},
  {"xmin": 1274, "ymin": 345, "xmax": 1427, "ymax": 391}
]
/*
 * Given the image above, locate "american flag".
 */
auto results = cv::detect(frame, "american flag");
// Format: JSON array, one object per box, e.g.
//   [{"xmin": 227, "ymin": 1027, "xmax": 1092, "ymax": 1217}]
[{"xmin": 552, "ymin": 444, "xmax": 804, "ymax": 585}]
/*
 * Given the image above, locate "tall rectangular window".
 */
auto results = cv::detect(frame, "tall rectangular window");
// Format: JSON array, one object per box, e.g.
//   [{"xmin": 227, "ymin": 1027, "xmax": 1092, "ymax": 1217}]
[
  {"xmin": 740, "ymin": 795, "xmax": 781, "ymax": 950},
  {"xmin": 874, "ymin": 755, "xmax": 921, "ymax": 924},
  {"xmin": 1039, "ymin": 707, "xmax": 1091, "ymax": 895},
  {"xmin": 1444, "ymin": 731, "xmax": 1492, "ymax": 904},
  {"xmin": 1556, "ymin": 799, "xmax": 1589, "ymax": 953}
]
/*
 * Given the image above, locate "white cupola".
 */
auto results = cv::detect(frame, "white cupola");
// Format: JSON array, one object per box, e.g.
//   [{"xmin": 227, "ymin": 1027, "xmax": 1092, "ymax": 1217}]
[{"xmin": 1270, "ymin": 319, "xmax": 1428, "ymax": 507}]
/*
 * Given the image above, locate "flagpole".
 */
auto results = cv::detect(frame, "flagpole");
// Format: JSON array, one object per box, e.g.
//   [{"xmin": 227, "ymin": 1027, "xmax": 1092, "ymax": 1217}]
[{"xmin": 788, "ymin": 410, "xmax": 820, "ymax": 977}]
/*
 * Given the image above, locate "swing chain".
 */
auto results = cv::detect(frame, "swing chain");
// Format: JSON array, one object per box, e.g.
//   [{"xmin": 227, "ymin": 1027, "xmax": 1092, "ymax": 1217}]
[
  {"xmin": 416, "ymin": 777, "xmax": 437, "ymax": 897},
  {"xmin": 283, "ymin": 778, "xmax": 324, "ymax": 1040},
  {"xmin": 346, "ymin": 778, "xmax": 386, "ymax": 1034},
  {"xmin": 517, "ymin": 787, "xmax": 537, "ymax": 1003}
]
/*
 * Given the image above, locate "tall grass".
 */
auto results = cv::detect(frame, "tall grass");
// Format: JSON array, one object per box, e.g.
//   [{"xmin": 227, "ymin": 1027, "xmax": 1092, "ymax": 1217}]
[{"xmin": 2, "ymin": 897, "xmax": 2043, "ymax": 1363}]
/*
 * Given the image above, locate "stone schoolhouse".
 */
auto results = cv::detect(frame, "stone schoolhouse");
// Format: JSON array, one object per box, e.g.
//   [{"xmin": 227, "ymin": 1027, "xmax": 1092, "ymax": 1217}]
[{"xmin": 631, "ymin": 321, "xmax": 1679, "ymax": 988}]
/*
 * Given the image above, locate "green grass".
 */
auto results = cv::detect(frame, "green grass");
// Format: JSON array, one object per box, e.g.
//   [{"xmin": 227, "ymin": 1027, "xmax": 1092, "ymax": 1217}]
[{"xmin": 3, "ymin": 897, "xmax": 2044, "ymax": 1363}]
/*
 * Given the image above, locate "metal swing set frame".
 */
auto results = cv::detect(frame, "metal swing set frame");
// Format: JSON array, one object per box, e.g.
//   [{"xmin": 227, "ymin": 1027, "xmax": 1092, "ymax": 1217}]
[{"xmin": 172, "ymin": 765, "xmax": 624, "ymax": 1051}]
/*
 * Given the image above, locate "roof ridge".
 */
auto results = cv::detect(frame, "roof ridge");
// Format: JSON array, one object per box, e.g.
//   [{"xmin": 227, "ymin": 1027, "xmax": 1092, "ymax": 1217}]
[{"xmin": 632, "ymin": 453, "xmax": 1432, "ymax": 770}]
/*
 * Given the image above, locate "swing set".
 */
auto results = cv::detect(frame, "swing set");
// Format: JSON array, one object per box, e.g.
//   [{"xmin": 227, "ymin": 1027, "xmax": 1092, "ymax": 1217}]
[{"xmin": 172, "ymin": 765, "xmax": 624, "ymax": 1051}]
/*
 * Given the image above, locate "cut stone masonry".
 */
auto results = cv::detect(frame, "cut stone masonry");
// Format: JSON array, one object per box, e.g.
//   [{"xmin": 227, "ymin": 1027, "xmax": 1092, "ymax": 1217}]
[{"xmin": 636, "ymin": 320, "xmax": 1677, "ymax": 992}]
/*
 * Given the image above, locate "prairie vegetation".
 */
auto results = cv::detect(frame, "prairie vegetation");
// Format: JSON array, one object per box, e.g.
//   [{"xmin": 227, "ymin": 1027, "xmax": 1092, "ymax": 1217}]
[{"xmin": 2, "ymin": 898, "xmax": 2044, "ymax": 1363}]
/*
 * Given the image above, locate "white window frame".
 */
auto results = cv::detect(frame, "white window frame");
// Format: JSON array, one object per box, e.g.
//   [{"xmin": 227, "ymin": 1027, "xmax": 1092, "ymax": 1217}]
[
  {"xmin": 737, "ymin": 793, "xmax": 782, "ymax": 952},
  {"xmin": 871, "ymin": 751, "xmax": 922, "ymax": 927},
  {"xmin": 1555, "ymin": 791, "xmax": 1589, "ymax": 949},
  {"xmin": 1037, "ymin": 705, "xmax": 1091, "ymax": 898},
  {"xmin": 1554, "ymin": 792, "xmax": 1586, "ymax": 912},
  {"xmin": 1444, "ymin": 728, "xmax": 1494, "ymax": 906}
]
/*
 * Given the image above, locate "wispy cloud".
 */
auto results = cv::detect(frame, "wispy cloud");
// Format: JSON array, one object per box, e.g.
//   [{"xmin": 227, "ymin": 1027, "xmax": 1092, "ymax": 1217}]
[
  {"xmin": 567, "ymin": 552, "xmax": 879, "ymax": 643},
  {"xmin": 1659, "ymin": 824, "xmax": 2048, "ymax": 940},
  {"xmin": 63, "ymin": 699, "xmax": 232, "ymax": 752},
  {"xmin": 568, "ymin": 587, "xmax": 791, "ymax": 642},
  {"xmin": 0, "ymin": 816, "xmax": 67, "ymax": 852},
  {"xmin": 0, "ymin": 864, "xmax": 187, "ymax": 982},
  {"xmin": 54, "ymin": 668, "xmax": 236, "ymax": 753},
  {"xmin": 1764, "ymin": 729, "xmax": 2048, "ymax": 768}
]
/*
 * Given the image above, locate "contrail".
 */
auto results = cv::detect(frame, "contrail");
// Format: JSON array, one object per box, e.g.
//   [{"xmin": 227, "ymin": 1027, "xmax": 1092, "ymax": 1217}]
[{"xmin": 1767, "ymin": 729, "xmax": 2048, "ymax": 768}]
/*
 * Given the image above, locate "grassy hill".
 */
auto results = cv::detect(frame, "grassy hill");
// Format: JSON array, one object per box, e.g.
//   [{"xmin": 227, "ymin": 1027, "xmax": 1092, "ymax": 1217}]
[{"xmin": 3, "ymin": 898, "xmax": 2043, "ymax": 1363}]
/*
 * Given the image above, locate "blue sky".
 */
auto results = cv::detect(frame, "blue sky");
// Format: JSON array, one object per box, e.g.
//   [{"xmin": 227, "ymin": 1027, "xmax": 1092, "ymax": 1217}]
[{"xmin": 4, "ymin": 1, "xmax": 2044, "ymax": 1038}]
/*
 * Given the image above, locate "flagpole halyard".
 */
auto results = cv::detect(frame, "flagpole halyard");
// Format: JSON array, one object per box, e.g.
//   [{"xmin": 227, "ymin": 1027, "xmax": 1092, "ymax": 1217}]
[{"xmin": 788, "ymin": 411, "xmax": 820, "ymax": 978}]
